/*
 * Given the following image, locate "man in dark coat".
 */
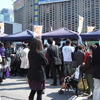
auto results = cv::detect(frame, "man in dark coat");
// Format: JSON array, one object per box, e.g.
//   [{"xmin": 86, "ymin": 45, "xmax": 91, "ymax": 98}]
[
  {"xmin": 92, "ymin": 46, "xmax": 100, "ymax": 100},
  {"xmin": 73, "ymin": 45, "xmax": 84, "ymax": 68},
  {"xmin": 47, "ymin": 38, "xmax": 62, "ymax": 86}
]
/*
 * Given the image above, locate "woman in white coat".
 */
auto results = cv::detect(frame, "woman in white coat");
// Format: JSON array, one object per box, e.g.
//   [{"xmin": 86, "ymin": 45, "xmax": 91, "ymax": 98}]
[{"xmin": 20, "ymin": 44, "xmax": 29, "ymax": 76}]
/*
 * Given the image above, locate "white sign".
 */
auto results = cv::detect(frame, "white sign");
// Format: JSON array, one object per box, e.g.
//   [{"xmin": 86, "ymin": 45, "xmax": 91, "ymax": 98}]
[
  {"xmin": 87, "ymin": 26, "xmax": 95, "ymax": 32},
  {"xmin": 77, "ymin": 15, "xmax": 84, "ymax": 34},
  {"xmin": 0, "ymin": 23, "xmax": 4, "ymax": 33},
  {"xmin": 34, "ymin": 25, "xmax": 43, "ymax": 38}
]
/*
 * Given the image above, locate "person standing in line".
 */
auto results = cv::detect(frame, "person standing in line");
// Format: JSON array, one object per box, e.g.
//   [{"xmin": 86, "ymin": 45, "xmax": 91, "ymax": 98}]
[
  {"xmin": 81, "ymin": 45, "xmax": 95, "ymax": 99},
  {"xmin": 94, "ymin": 43, "xmax": 99, "ymax": 48},
  {"xmin": 73, "ymin": 45, "xmax": 84, "ymax": 68},
  {"xmin": 42, "ymin": 44, "xmax": 51, "ymax": 79},
  {"xmin": 47, "ymin": 38, "xmax": 62, "ymax": 86},
  {"xmin": 0, "ymin": 42, "xmax": 6, "ymax": 82},
  {"xmin": 27, "ymin": 38, "xmax": 47, "ymax": 100},
  {"xmin": 62, "ymin": 39, "xmax": 73, "ymax": 76},
  {"xmin": 20, "ymin": 44, "xmax": 29, "ymax": 76},
  {"xmin": 92, "ymin": 45, "xmax": 100, "ymax": 100}
]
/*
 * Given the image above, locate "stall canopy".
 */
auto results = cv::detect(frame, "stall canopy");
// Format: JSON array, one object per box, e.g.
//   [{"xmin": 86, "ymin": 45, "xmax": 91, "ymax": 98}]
[
  {"xmin": 0, "ymin": 29, "xmax": 34, "ymax": 42},
  {"xmin": 0, "ymin": 32, "xmax": 8, "ymax": 37},
  {"xmin": 80, "ymin": 29, "xmax": 100, "ymax": 40},
  {"xmin": 42, "ymin": 28, "xmax": 79, "ymax": 40}
]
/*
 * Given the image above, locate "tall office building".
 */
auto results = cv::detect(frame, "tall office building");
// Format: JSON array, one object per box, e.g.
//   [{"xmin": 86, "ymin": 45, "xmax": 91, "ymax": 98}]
[
  {"xmin": 39, "ymin": 0, "xmax": 100, "ymax": 33},
  {"xmin": 0, "ymin": 8, "xmax": 13, "ymax": 22},
  {"xmin": 14, "ymin": 0, "xmax": 100, "ymax": 33},
  {"xmin": 14, "ymin": 0, "xmax": 35, "ymax": 31}
]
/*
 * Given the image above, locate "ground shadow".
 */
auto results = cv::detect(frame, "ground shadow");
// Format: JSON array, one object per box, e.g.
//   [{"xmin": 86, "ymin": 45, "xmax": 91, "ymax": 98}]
[{"xmin": 46, "ymin": 91, "xmax": 76, "ymax": 100}]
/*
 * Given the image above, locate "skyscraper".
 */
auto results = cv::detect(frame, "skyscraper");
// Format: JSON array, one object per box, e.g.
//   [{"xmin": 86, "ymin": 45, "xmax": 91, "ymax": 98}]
[
  {"xmin": 14, "ymin": 0, "xmax": 100, "ymax": 33},
  {"xmin": 14, "ymin": 0, "xmax": 34, "ymax": 31}
]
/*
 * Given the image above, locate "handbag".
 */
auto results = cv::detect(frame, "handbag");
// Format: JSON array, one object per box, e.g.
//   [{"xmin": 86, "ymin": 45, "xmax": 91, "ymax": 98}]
[
  {"xmin": 77, "ymin": 77, "xmax": 89, "ymax": 91},
  {"xmin": 5, "ymin": 67, "xmax": 10, "ymax": 77},
  {"xmin": 74, "ymin": 66, "xmax": 81, "ymax": 81}
]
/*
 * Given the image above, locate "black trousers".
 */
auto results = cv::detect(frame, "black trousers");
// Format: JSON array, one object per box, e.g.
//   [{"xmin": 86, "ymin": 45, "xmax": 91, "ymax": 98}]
[
  {"xmin": 20, "ymin": 68, "xmax": 28, "ymax": 76},
  {"xmin": 29, "ymin": 90, "xmax": 43, "ymax": 100},
  {"xmin": 0, "ymin": 77, "xmax": 3, "ymax": 83},
  {"xmin": 44, "ymin": 65, "xmax": 50, "ymax": 79},
  {"xmin": 50, "ymin": 63, "xmax": 62, "ymax": 85}
]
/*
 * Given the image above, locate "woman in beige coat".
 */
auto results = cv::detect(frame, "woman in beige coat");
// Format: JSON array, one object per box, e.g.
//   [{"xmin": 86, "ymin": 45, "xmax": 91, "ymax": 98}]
[{"xmin": 20, "ymin": 44, "xmax": 29, "ymax": 76}]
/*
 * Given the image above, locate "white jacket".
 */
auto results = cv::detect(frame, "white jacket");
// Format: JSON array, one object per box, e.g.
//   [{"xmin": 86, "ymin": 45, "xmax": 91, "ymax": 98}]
[{"xmin": 20, "ymin": 48, "xmax": 29, "ymax": 69}]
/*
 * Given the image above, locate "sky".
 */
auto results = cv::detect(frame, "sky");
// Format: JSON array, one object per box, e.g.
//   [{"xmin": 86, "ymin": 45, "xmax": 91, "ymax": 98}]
[{"xmin": 0, "ymin": 0, "xmax": 13, "ymax": 10}]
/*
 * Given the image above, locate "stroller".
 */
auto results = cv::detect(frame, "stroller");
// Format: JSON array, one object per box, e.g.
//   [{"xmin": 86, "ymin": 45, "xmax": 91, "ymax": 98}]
[
  {"xmin": 58, "ymin": 74, "xmax": 78, "ymax": 95},
  {"xmin": 10, "ymin": 54, "xmax": 21, "ymax": 76},
  {"xmin": 58, "ymin": 67, "xmax": 89, "ymax": 96}
]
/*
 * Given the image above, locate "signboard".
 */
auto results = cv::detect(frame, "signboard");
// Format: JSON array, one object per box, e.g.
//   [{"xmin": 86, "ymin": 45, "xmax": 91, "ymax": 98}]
[
  {"xmin": 14, "ymin": 0, "xmax": 24, "ymax": 10},
  {"xmin": 34, "ymin": 25, "xmax": 43, "ymax": 38},
  {"xmin": 39, "ymin": 0, "xmax": 70, "ymax": 5},
  {"xmin": 0, "ymin": 23, "xmax": 4, "ymax": 33},
  {"xmin": 77, "ymin": 15, "xmax": 84, "ymax": 34},
  {"xmin": 87, "ymin": 26, "xmax": 95, "ymax": 32}
]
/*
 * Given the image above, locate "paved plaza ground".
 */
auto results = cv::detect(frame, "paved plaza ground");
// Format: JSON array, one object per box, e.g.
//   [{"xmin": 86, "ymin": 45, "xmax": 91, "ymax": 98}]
[{"xmin": 0, "ymin": 76, "xmax": 92, "ymax": 100}]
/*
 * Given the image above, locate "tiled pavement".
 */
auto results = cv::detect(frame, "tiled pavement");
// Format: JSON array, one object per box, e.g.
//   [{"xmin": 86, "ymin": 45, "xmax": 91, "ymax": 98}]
[{"xmin": 0, "ymin": 76, "xmax": 92, "ymax": 100}]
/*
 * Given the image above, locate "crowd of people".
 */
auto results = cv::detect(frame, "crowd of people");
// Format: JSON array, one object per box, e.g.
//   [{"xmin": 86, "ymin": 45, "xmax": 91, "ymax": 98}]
[{"xmin": 0, "ymin": 38, "xmax": 100, "ymax": 100}]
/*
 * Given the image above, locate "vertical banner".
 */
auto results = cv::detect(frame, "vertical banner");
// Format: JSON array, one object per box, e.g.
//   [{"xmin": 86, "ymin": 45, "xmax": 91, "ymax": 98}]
[
  {"xmin": 0, "ymin": 23, "xmax": 4, "ymax": 33},
  {"xmin": 77, "ymin": 15, "xmax": 84, "ymax": 34},
  {"xmin": 87, "ymin": 26, "xmax": 95, "ymax": 32},
  {"xmin": 51, "ymin": 26, "xmax": 53, "ymax": 31},
  {"xmin": 34, "ymin": 25, "xmax": 43, "ymax": 38}
]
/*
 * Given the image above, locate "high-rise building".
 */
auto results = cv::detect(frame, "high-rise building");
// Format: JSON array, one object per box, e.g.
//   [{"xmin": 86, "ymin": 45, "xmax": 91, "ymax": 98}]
[
  {"xmin": 39, "ymin": 0, "xmax": 100, "ymax": 33},
  {"xmin": 0, "ymin": 8, "xmax": 13, "ymax": 22},
  {"xmin": 14, "ymin": 0, "xmax": 34, "ymax": 31},
  {"xmin": 1, "ymin": 8, "xmax": 8, "ymax": 14},
  {"xmin": 0, "ymin": 14, "xmax": 4, "ymax": 21},
  {"xmin": 14, "ymin": 0, "xmax": 100, "ymax": 33}
]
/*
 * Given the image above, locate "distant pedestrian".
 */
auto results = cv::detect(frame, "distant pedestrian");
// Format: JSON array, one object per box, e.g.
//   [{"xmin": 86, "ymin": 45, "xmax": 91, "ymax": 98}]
[{"xmin": 27, "ymin": 38, "xmax": 47, "ymax": 100}]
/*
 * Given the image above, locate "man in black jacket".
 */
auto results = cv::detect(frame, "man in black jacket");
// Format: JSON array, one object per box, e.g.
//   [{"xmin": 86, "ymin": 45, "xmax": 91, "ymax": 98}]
[
  {"xmin": 74, "ymin": 45, "xmax": 84, "ymax": 68},
  {"xmin": 93, "ymin": 46, "xmax": 100, "ymax": 100},
  {"xmin": 47, "ymin": 38, "xmax": 62, "ymax": 86}
]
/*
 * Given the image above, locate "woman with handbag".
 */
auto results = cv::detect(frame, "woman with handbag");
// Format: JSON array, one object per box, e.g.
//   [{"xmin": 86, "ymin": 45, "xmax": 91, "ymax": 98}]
[
  {"xmin": 80, "ymin": 45, "xmax": 95, "ymax": 98},
  {"xmin": 27, "ymin": 38, "xmax": 48, "ymax": 100}
]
